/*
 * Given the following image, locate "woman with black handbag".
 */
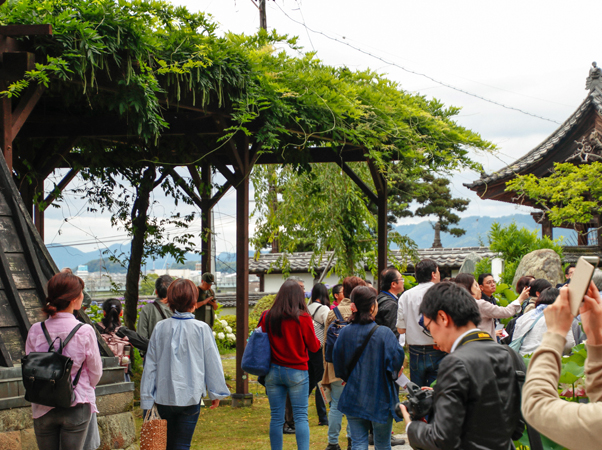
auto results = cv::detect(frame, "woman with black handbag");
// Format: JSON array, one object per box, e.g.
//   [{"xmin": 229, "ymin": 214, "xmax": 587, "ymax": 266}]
[
  {"xmin": 307, "ymin": 283, "xmax": 331, "ymax": 426},
  {"xmin": 332, "ymin": 286, "xmax": 405, "ymax": 450},
  {"xmin": 258, "ymin": 280, "xmax": 321, "ymax": 450},
  {"xmin": 24, "ymin": 272, "xmax": 103, "ymax": 450}
]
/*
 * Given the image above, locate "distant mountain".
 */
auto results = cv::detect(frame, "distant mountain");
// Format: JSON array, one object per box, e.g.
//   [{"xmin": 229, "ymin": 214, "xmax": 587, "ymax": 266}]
[
  {"xmin": 47, "ymin": 215, "xmax": 577, "ymax": 271},
  {"xmin": 393, "ymin": 214, "xmax": 577, "ymax": 249}
]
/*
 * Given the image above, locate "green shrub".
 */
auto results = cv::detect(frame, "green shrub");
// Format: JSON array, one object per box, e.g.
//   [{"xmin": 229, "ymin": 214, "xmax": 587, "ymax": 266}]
[{"xmin": 250, "ymin": 294, "xmax": 276, "ymax": 321}]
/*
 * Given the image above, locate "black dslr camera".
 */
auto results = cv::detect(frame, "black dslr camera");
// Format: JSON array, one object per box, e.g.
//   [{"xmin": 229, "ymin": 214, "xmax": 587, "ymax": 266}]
[{"xmin": 395, "ymin": 382, "xmax": 434, "ymax": 420}]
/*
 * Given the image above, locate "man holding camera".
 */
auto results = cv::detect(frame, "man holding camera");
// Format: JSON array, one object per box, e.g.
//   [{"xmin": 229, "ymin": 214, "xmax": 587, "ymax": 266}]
[{"xmin": 399, "ymin": 282, "xmax": 525, "ymax": 450}]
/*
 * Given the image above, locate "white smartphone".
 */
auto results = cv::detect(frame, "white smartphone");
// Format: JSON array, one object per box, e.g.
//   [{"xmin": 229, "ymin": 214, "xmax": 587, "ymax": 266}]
[{"xmin": 568, "ymin": 256, "xmax": 599, "ymax": 316}]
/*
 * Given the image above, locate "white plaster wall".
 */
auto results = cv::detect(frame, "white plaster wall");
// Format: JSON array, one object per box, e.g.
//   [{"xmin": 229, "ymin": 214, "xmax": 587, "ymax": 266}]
[{"xmin": 263, "ymin": 271, "xmax": 375, "ymax": 293}]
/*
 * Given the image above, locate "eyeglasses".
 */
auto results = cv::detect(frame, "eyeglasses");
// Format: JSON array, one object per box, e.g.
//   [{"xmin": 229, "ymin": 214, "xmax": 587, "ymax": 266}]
[
  {"xmin": 393, "ymin": 278, "xmax": 404, "ymax": 283},
  {"xmin": 418, "ymin": 315, "xmax": 432, "ymax": 338}
]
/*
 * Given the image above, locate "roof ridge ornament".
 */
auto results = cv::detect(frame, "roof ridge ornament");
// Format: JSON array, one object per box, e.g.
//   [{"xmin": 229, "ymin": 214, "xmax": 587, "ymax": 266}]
[
  {"xmin": 567, "ymin": 130, "xmax": 602, "ymax": 163},
  {"xmin": 586, "ymin": 62, "xmax": 602, "ymax": 91}
]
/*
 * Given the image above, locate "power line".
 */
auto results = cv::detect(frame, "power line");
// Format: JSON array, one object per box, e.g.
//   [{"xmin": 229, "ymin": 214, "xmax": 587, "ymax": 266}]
[{"xmin": 274, "ymin": 3, "xmax": 562, "ymax": 125}]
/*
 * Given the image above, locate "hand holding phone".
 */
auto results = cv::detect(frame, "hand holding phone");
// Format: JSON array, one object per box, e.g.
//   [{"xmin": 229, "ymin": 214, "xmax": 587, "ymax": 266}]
[{"xmin": 568, "ymin": 256, "xmax": 599, "ymax": 316}]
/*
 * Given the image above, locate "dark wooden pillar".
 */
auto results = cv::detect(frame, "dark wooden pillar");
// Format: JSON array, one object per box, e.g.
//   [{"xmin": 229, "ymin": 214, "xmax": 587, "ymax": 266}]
[
  {"xmin": 34, "ymin": 180, "xmax": 44, "ymax": 238},
  {"xmin": 234, "ymin": 138, "xmax": 252, "ymax": 405},
  {"xmin": 201, "ymin": 161, "xmax": 212, "ymax": 274},
  {"xmin": 0, "ymin": 86, "xmax": 12, "ymax": 171},
  {"xmin": 577, "ymin": 223, "xmax": 589, "ymax": 246},
  {"xmin": 368, "ymin": 161, "xmax": 387, "ymax": 286},
  {"xmin": 541, "ymin": 216, "xmax": 553, "ymax": 240}
]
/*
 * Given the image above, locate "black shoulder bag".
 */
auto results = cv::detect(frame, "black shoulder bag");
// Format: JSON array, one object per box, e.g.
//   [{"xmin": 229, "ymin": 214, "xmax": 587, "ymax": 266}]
[
  {"xmin": 22, "ymin": 322, "xmax": 85, "ymax": 408},
  {"xmin": 343, "ymin": 324, "xmax": 379, "ymax": 381}
]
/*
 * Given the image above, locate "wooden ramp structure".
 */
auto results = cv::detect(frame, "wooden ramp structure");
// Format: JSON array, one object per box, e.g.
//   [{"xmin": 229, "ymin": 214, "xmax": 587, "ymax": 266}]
[{"xmin": 0, "ymin": 151, "xmax": 111, "ymax": 367}]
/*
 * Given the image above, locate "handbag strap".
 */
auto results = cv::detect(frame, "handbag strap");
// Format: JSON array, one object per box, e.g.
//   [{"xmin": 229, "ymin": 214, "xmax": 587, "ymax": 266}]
[
  {"xmin": 311, "ymin": 304, "xmax": 324, "ymax": 320},
  {"xmin": 333, "ymin": 306, "xmax": 344, "ymax": 322},
  {"xmin": 153, "ymin": 300, "xmax": 168, "ymax": 320},
  {"xmin": 41, "ymin": 321, "xmax": 85, "ymax": 386},
  {"xmin": 346, "ymin": 324, "xmax": 379, "ymax": 376}
]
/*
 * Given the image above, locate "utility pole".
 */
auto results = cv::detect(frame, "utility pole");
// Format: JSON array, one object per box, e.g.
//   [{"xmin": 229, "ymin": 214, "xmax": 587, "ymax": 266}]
[{"xmin": 259, "ymin": 0, "xmax": 267, "ymax": 30}]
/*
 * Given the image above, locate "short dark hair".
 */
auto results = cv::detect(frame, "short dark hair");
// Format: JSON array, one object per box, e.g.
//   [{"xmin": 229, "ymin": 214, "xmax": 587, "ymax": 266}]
[
  {"xmin": 536, "ymin": 287, "xmax": 559, "ymax": 307},
  {"xmin": 529, "ymin": 278, "xmax": 552, "ymax": 297},
  {"xmin": 349, "ymin": 286, "xmax": 378, "ymax": 325},
  {"xmin": 516, "ymin": 276, "xmax": 534, "ymax": 294},
  {"xmin": 167, "ymin": 279, "xmax": 198, "ymax": 313},
  {"xmin": 420, "ymin": 282, "xmax": 481, "ymax": 327},
  {"xmin": 156, "ymin": 274, "xmax": 174, "ymax": 299},
  {"xmin": 478, "ymin": 273, "xmax": 493, "ymax": 286},
  {"xmin": 343, "ymin": 276, "xmax": 366, "ymax": 299},
  {"xmin": 332, "ymin": 284, "xmax": 343, "ymax": 296},
  {"xmin": 565, "ymin": 264, "xmax": 576, "ymax": 275},
  {"xmin": 415, "ymin": 259, "xmax": 438, "ymax": 284},
  {"xmin": 380, "ymin": 267, "xmax": 401, "ymax": 291}
]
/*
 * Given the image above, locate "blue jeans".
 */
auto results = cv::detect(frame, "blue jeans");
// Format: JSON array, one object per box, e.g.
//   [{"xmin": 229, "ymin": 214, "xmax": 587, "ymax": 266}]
[
  {"xmin": 265, "ymin": 364, "xmax": 310, "ymax": 450},
  {"xmin": 328, "ymin": 380, "xmax": 349, "ymax": 444},
  {"xmin": 155, "ymin": 403, "xmax": 201, "ymax": 450},
  {"xmin": 409, "ymin": 345, "xmax": 446, "ymax": 387},
  {"xmin": 347, "ymin": 415, "xmax": 393, "ymax": 450}
]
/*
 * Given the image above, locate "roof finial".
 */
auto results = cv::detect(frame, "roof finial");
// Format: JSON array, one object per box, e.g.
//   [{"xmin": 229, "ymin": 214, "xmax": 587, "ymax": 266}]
[{"xmin": 586, "ymin": 61, "xmax": 602, "ymax": 91}]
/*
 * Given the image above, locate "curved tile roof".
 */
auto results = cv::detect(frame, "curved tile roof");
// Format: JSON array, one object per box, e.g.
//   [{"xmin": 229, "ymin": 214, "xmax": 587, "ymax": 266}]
[{"xmin": 465, "ymin": 87, "xmax": 602, "ymax": 189}]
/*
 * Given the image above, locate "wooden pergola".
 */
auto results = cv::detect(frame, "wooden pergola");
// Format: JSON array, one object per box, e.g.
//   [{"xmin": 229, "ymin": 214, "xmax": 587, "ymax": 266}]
[{"xmin": 0, "ymin": 22, "xmax": 392, "ymax": 403}]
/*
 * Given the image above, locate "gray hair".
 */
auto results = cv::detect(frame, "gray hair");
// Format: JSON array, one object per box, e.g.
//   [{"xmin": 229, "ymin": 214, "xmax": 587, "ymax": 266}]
[
  {"xmin": 592, "ymin": 268, "xmax": 602, "ymax": 291},
  {"xmin": 286, "ymin": 276, "xmax": 304, "ymax": 283}
]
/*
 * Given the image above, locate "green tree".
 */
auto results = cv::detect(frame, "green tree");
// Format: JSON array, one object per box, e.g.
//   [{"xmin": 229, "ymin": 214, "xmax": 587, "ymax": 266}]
[
  {"xmin": 412, "ymin": 174, "xmax": 469, "ymax": 246},
  {"xmin": 139, "ymin": 273, "xmax": 159, "ymax": 296},
  {"xmin": 506, "ymin": 162, "xmax": 602, "ymax": 226}
]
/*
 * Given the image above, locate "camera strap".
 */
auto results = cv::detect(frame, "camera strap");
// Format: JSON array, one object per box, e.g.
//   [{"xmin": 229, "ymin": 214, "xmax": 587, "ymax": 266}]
[{"xmin": 346, "ymin": 324, "xmax": 379, "ymax": 378}]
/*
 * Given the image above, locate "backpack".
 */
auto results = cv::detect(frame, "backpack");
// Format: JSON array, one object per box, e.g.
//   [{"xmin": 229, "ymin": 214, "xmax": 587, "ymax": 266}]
[
  {"xmin": 97, "ymin": 323, "xmax": 130, "ymax": 366},
  {"xmin": 22, "ymin": 322, "xmax": 85, "ymax": 408},
  {"xmin": 324, "ymin": 307, "xmax": 349, "ymax": 363}
]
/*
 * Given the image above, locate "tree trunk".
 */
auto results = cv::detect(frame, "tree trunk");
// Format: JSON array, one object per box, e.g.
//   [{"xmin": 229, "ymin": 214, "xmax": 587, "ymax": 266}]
[
  {"xmin": 432, "ymin": 221, "xmax": 442, "ymax": 248},
  {"xmin": 123, "ymin": 166, "xmax": 156, "ymax": 330}
]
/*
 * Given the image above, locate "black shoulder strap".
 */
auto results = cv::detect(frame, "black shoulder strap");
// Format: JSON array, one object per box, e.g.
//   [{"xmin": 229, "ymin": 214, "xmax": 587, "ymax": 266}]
[
  {"xmin": 41, "ymin": 321, "xmax": 52, "ymax": 347},
  {"xmin": 61, "ymin": 323, "xmax": 84, "ymax": 353},
  {"xmin": 311, "ymin": 304, "xmax": 323, "ymax": 319},
  {"xmin": 505, "ymin": 347, "xmax": 544, "ymax": 450},
  {"xmin": 347, "ymin": 324, "xmax": 379, "ymax": 377},
  {"xmin": 153, "ymin": 300, "xmax": 168, "ymax": 320}
]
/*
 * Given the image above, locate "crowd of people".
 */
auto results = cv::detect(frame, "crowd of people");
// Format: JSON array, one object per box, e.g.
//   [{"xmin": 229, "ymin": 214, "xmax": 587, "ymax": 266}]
[{"xmin": 22, "ymin": 256, "xmax": 602, "ymax": 450}]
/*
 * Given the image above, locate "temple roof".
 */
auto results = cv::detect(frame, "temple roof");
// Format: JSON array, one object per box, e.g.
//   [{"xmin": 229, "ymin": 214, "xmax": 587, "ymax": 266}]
[
  {"xmin": 248, "ymin": 246, "xmax": 497, "ymax": 274},
  {"xmin": 465, "ymin": 86, "xmax": 602, "ymax": 193}
]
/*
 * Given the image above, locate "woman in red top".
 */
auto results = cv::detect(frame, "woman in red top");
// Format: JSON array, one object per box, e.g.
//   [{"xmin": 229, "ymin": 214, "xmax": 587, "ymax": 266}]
[{"xmin": 259, "ymin": 280, "xmax": 321, "ymax": 450}]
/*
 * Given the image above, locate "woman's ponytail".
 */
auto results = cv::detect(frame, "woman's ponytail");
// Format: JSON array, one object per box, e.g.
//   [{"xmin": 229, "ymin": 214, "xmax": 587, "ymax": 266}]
[{"xmin": 101, "ymin": 298, "xmax": 122, "ymax": 332}]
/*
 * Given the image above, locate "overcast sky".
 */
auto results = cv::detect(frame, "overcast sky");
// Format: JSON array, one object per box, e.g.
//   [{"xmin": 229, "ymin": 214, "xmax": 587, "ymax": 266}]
[{"xmin": 43, "ymin": 0, "xmax": 602, "ymax": 256}]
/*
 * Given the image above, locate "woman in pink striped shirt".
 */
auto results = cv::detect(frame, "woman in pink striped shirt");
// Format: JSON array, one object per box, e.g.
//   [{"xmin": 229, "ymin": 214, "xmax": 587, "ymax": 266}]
[{"xmin": 25, "ymin": 272, "xmax": 103, "ymax": 450}]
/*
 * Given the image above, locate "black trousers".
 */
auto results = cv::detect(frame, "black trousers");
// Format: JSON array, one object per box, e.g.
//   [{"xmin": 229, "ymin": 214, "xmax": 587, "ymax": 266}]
[{"xmin": 308, "ymin": 347, "xmax": 328, "ymax": 423}]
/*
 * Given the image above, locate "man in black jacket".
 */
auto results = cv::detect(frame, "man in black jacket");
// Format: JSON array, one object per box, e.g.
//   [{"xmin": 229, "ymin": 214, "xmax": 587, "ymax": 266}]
[
  {"xmin": 400, "ymin": 282, "xmax": 524, "ymax": 450},
  {"xmin": 375, "ymin": 267, "xmax": 404, "ymax": 338}
]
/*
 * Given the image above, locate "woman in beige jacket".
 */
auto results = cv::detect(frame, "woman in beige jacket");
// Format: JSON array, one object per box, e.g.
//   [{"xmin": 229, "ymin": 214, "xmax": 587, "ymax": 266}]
[{"xmin": 522, "ymin": 283, "xmax": 602, "ymax": 450}]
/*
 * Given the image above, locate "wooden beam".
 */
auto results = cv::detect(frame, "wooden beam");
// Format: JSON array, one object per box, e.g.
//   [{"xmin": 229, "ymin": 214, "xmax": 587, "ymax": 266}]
[
  {"xmin": 368, "ymin": 161, "xmax": 388, "ymax": 282},
  {"xmin": 43, "ymin": 168, "xmax": 79, "ymax": 210},
  {"xmin": 208, "ymin": 180, "xmax": 232, "ymax": 210},
  {"xmin": 11, "ymin": 84, "xmax": 44, "ymax": 138},
  {"xmin": 336, "ymin": 160, "xmax": 378, "ymax": 205},
  {"xmin": 213, "ymin": 117, "xmax": 244, "ymax": 174},
  {"xmin": 0, "ymin": 333, "xmax": 13, "ymax": 367},
  {"xmin": 201, "ymin": 162, "xmax": 212, "ymax": 274},
  {"xmin": 166, "ymin": 167, "xmax": 204, "ymax": 210},
  {"xmin": 34, "ymin": 181, "xmax": 44, "ymax": 238},
  {"xmin": 0, "ymin": 25, "xmax": 53, "ymax": 36}
]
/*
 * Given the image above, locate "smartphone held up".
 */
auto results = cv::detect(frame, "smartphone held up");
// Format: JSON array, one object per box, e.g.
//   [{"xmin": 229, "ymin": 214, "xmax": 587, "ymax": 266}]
[{"xmin": 568, "ymin": 256, "xmax": 599, "ymax": 316}]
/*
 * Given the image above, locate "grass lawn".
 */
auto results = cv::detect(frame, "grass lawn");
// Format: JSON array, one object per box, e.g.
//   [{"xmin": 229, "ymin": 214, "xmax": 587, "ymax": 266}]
[{"xmin": 133, "ymin": 349, "xmax": 409, "ymax": 449}]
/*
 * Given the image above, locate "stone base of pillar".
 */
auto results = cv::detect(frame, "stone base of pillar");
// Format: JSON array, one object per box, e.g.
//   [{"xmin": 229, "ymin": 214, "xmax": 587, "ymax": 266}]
[{"xmin": 231, "ymin": 393, "xmax": 254, "ymax": 408}]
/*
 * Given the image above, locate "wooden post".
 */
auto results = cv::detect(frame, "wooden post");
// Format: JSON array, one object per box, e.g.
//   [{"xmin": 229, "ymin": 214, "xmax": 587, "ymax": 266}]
[
  {"xmin": 201, "ymin": 161, "xmax": 212, "ymax": 274},
  {"xmin": 34, "ymin": 178, "xmax": 44, "ymax": 238},
  {"xmin": 233, "ymin": 137, "xmax": 252, "ymax": 407},
  {"xmin": 376, "ymin": 179, "xmax": 388, "ymax": 284},
  {"xmin": 0, "ymin": 85, "xmax": 12, "ymax": 171},
  {"xmin": 541, "ymin": 216, "xmax": 553, "ymax": 240}
]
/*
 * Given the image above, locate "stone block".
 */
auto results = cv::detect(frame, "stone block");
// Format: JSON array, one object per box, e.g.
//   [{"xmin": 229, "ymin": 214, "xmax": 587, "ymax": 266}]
[
  {"xmin": 20, "ymin": 428, "xmax": 37, "ymax": 450},
  {"xmin": 97, "ymin": 412, "xmax": 136, "ymax": 450},
  {"xmin": 96, "ymin": 391, "xmax": 134, "ymax": 417},
  {"xmin": 0, "ymin": 430, "xmax": 21, "ymax": 450},
  {"xmin": 512, "ymin": 249, "xmax": 564, "ymax": 288},
  {"xmin": 0, "ymin": 407, "xmax": 32, "ymax": 432}
]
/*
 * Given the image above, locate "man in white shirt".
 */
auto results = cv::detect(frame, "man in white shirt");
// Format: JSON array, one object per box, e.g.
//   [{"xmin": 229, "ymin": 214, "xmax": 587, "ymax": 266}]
[{"xmin": 396, "ymin": 259, "xmax": 445, "ymax": 386}]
